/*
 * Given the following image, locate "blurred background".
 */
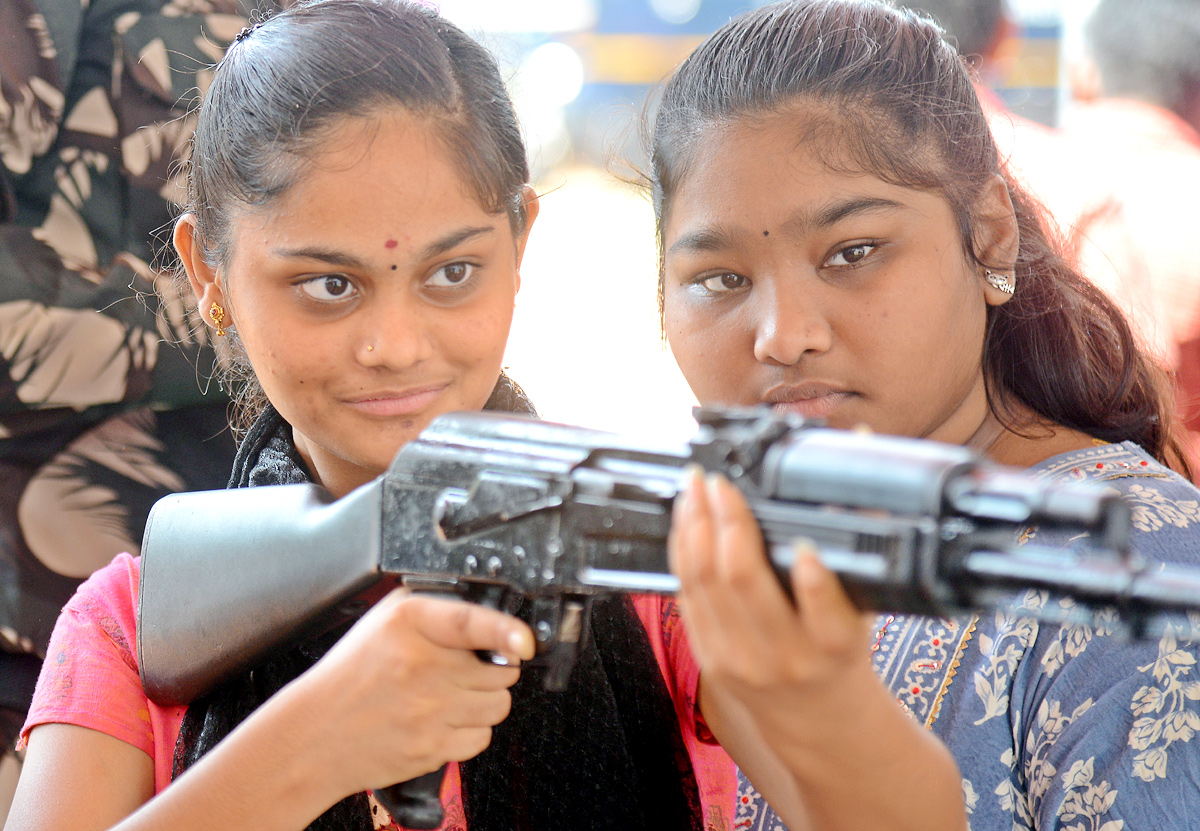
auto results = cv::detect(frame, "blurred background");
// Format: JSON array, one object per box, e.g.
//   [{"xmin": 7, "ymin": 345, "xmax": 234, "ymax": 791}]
[{"xmin": 433, "ymin": 0, "xmax": 1098, "ymax": 444}]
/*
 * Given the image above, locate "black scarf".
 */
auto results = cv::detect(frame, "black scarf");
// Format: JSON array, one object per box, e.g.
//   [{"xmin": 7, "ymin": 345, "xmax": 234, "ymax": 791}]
[{"xmin": 172, "ymin": 375, "xmax": 704, "ymax": 831}]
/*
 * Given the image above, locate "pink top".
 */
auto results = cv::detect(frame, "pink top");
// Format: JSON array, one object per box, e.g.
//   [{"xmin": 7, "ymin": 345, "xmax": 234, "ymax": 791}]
[{"xmin": 22, "ymin": 553, "xmax": 734, "ymax": 830}]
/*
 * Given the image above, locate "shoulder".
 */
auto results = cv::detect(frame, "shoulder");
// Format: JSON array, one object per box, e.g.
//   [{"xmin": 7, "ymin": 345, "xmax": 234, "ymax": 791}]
[
  {"xmin": 55, "ymin": 552, "xmax": 142, "ymax": 663},
  {"xmin": 1030, "ymin": 442, "xmax": 1200, "ymax": 562},
  {"xmin": 20, "ymin": 553, "xmax": 162, "ymax": 756},
  {"xmin": 1028, "ymin": 441, "xmax": 1184, "ymax": 485},
  {"xmin": 65, "ymin": 552, "xmax": 141, "ymax": 619}
]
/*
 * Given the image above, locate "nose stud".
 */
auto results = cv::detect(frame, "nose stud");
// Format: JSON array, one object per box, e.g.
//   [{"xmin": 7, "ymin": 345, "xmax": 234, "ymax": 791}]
[{"xmin": 366, "ymin": 345, "xmax": 374, "ymax": 352}]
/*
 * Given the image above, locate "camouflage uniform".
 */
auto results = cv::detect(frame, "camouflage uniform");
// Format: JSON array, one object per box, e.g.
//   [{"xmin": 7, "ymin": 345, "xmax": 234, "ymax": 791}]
[{"xmin": 0, "ymin": 0, "xmax": 273, "ymax": 747}]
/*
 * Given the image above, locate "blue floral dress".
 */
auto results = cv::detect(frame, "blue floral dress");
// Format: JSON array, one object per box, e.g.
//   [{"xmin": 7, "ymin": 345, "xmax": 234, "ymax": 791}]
[{"xmin": 736, "ymin": 442, "xmax": 1200, "ymax": 831}]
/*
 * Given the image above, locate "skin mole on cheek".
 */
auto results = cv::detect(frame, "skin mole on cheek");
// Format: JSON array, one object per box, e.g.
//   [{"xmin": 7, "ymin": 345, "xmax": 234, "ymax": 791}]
[
  {"xmin": 763, "ymin": 230, "xmax": 769, "ymax": 236},
  {"xmin": 391, "ymin": 265, "xmax": 397, "ymax": 270}
]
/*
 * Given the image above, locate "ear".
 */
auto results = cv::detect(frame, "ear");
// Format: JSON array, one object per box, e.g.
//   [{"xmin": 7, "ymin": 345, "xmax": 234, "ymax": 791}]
[
  {"xmin": 973, "ymin": 174, "xmax": 1020, "ymax": 306},
  {"xmin": 512, "ymin": 185, "xmax": 540, "ymax": 292},
  {"xmin": 173, "ymin": 213, "xmax": 228, "ymax": 330}
]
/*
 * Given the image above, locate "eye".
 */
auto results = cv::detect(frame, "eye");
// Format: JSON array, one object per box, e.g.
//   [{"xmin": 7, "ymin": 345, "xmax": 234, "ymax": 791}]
[
  {"xmin": 825, "ymin": 243, "xmax": 877, "ymax": 267},
  {"xmin": 426, "ymin": 262, "xmax": 476, "ymax": 288},
  {"xmin": 696, "ymin": 272, "xmax": 748, "ymax": 293},
  {"xmin": 298, "ymin": 274, "xmax": 357, "ymax": 301}
]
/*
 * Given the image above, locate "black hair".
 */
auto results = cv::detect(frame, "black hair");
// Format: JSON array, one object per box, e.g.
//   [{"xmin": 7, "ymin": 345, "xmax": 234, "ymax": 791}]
[
  {"xmin": 649, "ymin": 0, "xmax": 1190, "ymax": 475},
  {"xmin": 1084, "ymin": 0, "xmax": 1200, "ymax": 118},
  {"xmin": 184, "ymin": 0, "xmax": 530, "ymax": 431}
]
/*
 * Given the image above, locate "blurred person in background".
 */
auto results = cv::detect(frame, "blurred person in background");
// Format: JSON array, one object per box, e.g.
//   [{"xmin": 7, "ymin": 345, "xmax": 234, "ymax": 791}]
[
  {"xmin": 0, "ymin": 0, "xmax": 256, "ymax": 801},
  {"xmin": 903, "ymin": 0, "xmax": 1200, "ymax": 480},
  {"xmin": 1057, "ymin": 0, "xmax": 1200, "ymax": 476},
  {"xmin": 893, "ymin": 0, "xmax": 1069, "ymax": 217}
]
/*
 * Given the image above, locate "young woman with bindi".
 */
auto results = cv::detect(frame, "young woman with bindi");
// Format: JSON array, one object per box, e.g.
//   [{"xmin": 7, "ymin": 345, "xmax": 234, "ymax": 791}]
[
  {"xmin": 652, "ymin": 2, "xmax": 1200, "ymax": 830},
  {"xmin": 7, "ymin": 3, "xmax": 733, "ymax": 830}
]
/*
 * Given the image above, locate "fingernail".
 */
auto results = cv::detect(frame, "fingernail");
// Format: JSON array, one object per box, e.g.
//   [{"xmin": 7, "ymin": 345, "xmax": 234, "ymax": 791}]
[
  {"xmin": 793, "ymin": 536, "xmax": 818, "ymax": 555},
  {"xmin": 793, "ymin": 538, "xmax": 822, "ymax": 588},
  {"xmin": 508, "ymin": 628, "xmax": 533, "ymax": 660},
  {"xmin": 705, "ymin": 472, "xmax": 725, "ymax": 504},
  {"xmin": 676, "ymin": 464, "xmax": 703, "ymax": 509}
]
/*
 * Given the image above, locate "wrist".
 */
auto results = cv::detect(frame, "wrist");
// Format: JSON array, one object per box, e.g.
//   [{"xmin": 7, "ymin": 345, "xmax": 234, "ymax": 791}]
[
  {"xmin": 252, "ymin": 669, "xmax": 364, "ymax": 809},
  {"xmin": 759, "ymin": 668, "xmax": 966, "ymax": 831}
]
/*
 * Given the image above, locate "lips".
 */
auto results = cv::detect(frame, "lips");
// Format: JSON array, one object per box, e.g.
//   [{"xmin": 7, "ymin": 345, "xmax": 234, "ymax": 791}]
[
  {"xmin": 763, "ymin": 382, "xmax": 853, "ymax": 420},
  {"xmin": 344, "ymin": 383, "xmax": 449, "ymax": 417}
]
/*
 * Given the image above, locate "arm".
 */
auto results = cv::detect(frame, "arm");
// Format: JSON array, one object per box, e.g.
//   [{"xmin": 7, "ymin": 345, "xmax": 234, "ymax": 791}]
[
  {"xmin": 0, "ymin": 237, "xmax": 225, "ymax": 432},
  {"xmin": 0, "ymin": 0, "xmax": 247, "ymax": 438},
  {"xmin": 670, "ymin": 470, "xmax": 967, "ymax": 831},
  {"xmin": 7, "ymin": 589, "xmax": 533, "ymax": 831}
]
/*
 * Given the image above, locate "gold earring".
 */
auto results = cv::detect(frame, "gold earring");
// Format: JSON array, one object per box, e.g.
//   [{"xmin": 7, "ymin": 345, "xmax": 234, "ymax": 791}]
[
  {"xmin": 209, "ymin": 301, "xmax": 227, "ymax": 336},
  {"xmin": 984, "ymin": 270, "xmax": 1015, "ymax": 295}
]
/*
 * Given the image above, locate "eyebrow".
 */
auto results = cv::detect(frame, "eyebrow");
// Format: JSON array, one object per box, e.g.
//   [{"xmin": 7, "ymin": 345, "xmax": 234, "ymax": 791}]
[
  {"xmin": 417, "ymin": 225, "xmax": 496, "ymax": 260},
  {"xmin": 802, "ymin": 196, "xmax": 906, "ymax": 231},
  {"xmin": 667, "ymin": 227, "xmax": 740, "ymax": 257},
  {"xmin": 667, "ymin": 196, "xmax": 906, "ymax": 257},
  {"xmin": 271, "ymin": 225, "xmax": 496, "ymax": 268}
]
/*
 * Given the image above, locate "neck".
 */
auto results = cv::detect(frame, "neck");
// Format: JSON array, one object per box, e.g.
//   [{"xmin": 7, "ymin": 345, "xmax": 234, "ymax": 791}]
[
  {"xmin": 964, "ymin": 410, "xmax": 1008, "ymax": 458},
  {"xmin": 964, "ymin": 401, "xmax": 1096, "ymax": 468}
]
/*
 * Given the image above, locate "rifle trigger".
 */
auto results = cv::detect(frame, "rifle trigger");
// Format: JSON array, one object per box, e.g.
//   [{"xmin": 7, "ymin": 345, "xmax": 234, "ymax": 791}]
[{"xmin": 559, "ymin": 600, "xmax": 585, "ymax": 644}]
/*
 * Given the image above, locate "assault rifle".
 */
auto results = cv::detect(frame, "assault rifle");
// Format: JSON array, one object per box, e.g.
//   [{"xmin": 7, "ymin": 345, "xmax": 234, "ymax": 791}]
[{"xmin": 137, "ymin": 407, "xmax": 1198, "ymax": 828}]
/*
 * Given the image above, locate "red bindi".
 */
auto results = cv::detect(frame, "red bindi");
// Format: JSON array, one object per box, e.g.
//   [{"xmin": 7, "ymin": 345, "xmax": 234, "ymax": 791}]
[{"xmin": 384, "ymin": 239, "xmax": 398, "ymax": 249}]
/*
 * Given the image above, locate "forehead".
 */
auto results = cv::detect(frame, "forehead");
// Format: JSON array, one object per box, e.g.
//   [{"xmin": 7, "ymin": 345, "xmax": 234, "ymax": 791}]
[
  {"xmin": 660, "ymin": 109, "xmax": 963, "ymax": 259},
  {"xmin": 698, "ymin": 99, "xmax": 940, "ymax": 187},
  {"xmin": 235, "ymin": 109, "xmax": 497, "ymax": 232},
  {"xmin": 665, "ymin": 114, "xmax": 900, "ymax": 225},
  {"xmin": 220, "ymin": 111, "xmax": 513, "ymax": 268},
  {"xmin": 664, "ymin": 99, "xmax": 950, "ymax": 215},
  {"xmin": 297, "ymin": 110, "xmax": 467, "ymax": 191}
]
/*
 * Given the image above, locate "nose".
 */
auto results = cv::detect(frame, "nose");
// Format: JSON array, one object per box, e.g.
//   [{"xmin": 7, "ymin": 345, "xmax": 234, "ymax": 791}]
[
  {"xmin": 751, "ymin": 278, "xmax": 832, "ymax": 366},
  {"xmin": 357, "ymin": 295, "xmax": 435, "ymax": 369}
]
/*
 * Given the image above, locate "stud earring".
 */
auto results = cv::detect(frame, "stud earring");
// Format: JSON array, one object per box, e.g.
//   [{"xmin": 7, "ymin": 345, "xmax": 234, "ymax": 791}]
[
  {"xmin": 209, "ymin": 301, "xmax": 227, "ymax": 336},
  {"xmin": 984, "ymin": 270, "xmax": 1015, "ymax": 295}
]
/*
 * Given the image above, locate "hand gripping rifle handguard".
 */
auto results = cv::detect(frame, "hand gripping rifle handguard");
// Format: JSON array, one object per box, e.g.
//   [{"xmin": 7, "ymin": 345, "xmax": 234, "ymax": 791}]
[{"xmin": 137, "ymin": 408, "xmax": 1196, "ymax": 828}]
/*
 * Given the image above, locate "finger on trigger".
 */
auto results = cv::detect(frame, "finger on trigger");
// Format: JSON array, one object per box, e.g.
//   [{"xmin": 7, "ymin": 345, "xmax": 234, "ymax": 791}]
[{"xmin": 415, "ymin": 595, "xmax": 534, "ymax": 661}]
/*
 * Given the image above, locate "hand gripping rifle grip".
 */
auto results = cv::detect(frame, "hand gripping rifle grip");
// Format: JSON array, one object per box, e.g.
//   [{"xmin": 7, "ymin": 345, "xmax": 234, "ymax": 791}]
[{"xmin": 373, "ymin": 766, "xmax": 448, "ymax": 829}]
